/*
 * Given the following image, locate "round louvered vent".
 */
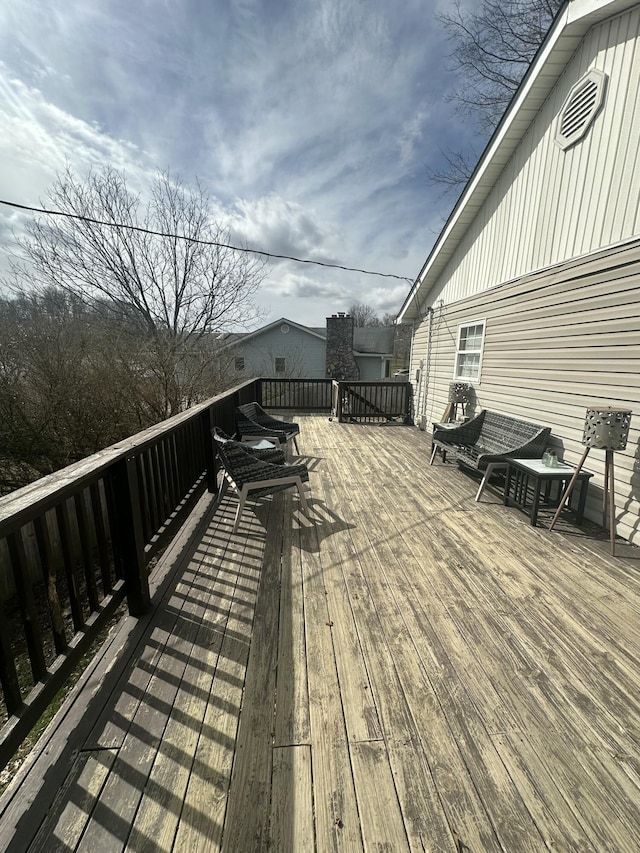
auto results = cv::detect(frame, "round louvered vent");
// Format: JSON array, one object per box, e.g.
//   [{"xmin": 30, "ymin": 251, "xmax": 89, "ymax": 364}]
[{"xmin": 556, "ymin": 69, "xmax": 607, "ymax": 151}]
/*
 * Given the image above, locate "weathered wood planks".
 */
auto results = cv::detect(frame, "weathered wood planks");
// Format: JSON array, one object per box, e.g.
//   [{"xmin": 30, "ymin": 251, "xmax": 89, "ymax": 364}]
[{"xmin": 2, "ymin": 414, "xmax": 640, "ymax": 852}]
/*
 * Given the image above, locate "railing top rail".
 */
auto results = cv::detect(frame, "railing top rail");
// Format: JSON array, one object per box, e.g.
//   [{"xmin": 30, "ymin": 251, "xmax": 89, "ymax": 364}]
[{"xmin": 335, "ymin": 380, "xmax": 411, "ymax": 386}]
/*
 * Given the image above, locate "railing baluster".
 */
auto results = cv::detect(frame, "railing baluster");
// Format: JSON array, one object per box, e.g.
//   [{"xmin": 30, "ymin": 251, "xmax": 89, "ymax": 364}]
[
  {"xmin": 201, "ymin": 408, "xmax": 216, "ymax": 494},
  {"xmin": 181, "ymin": 424, "xmax": 193, "ymax": 493},
  {"xmin": 103, "ymin": 473, "xmax": 125, "ymax": 582},
  {"xmin": 109, "ymin": 457, "xmax": 150, "ymax": 617},
  {"xmin": 135, "ymin": 456, "xmax": 152, "ymax": 544},
  {"xmin": 55, "ymin": 502, "xmax": 85, "ymax": 632},
  {"xmin": 0, "ymin": 599, "xmax": 22, "ymax": 715},
  {"xmin": 150, "ymin": 445, "xmax": 165, "ymax": 527},
  {"xmin": 74, "ymin": 492, "xmax": 100, "ymax": 613},
  {"xmin": 157, "ymin": 441, "xmax": 171, "ymax": 519},
  {"xmin": 162, "ymin": 427, "xmax": 179, "ymax": 506},
  {"xmin": 34, "ymin": 515, "xmax": 68, "ymax": 654},
  {"xmin": 90, "ymin": 482, "xmax": 112, "ymax": 597},
  {"xmin": 6, "ymin": 531, "xmax": 48, "ymax": 683}
]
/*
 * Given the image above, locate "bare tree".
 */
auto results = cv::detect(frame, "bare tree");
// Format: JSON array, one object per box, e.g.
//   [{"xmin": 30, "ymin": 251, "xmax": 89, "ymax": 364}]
[
  {"xmin": 428, "ymin": 0, "xmax": 563, "ymax": 192},
  {"xmin": 5, "ymin": 166, "xmax": 266, "ymax": 416},
  {"xmin": 348, "ymin": 302, "xmax": 380, "ymax": 327},
  {"xmin": 379, "ymin": 311, "xmax": 398, "ymax": 327},
  {"xmin": 0, "ymin": 290, "xmax": 150, "ymax": 490}
]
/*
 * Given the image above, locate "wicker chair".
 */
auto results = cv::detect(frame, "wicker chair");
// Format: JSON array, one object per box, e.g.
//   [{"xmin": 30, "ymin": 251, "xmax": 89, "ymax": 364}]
[
  {"xmin": 235, "ymin": 402, "xmax": 300, "ymax": 454},
  {"xmin": 213, "ymin": 431, "xmax": 310, "ymax": 532},
  {"xmin": 211, "ymin": 426, "xmax": 286, "ymax": 465}
]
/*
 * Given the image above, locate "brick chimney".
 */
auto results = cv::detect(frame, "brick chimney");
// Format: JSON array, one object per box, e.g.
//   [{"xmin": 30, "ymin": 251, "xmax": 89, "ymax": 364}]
[{"xmin": 325, "ymin": 313, "xmax": 359, "ymax": 380}]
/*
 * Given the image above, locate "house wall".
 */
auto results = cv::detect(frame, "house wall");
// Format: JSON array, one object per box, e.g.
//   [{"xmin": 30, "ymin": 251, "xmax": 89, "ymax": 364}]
[
  {"xmin": 231, "ymin": 324, "xmax": 326, "ymax": 379},
  {"xmin": 427, "ymin": 6, "xmax": 640, "ymax": 311},
  {"xmin": 410, "ymin": 238, "xmax": 640, "ymax": 545},
  {"xmin": 356, "ymin": 356, "xmax": 389, "ymax": 380}
]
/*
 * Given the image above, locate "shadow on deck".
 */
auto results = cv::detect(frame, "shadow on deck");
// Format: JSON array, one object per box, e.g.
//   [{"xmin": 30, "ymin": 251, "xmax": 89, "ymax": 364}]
[{"xmin": 1, "ymin": 414, "xmax": 640, "ymax": 851}]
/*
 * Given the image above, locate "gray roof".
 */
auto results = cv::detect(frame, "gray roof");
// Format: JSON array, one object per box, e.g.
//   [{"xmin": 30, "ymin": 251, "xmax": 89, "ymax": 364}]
[
  {"xmin": 353, "ymin": 327, "xmax": 394, "ymax": 354},
  {"xmin": 217, "ymin": 320, "xmax": 394, "ymax": 355}
]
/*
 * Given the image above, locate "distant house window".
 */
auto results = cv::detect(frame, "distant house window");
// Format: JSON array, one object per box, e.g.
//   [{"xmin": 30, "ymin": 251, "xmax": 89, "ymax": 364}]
[
  {"xmin": 454, "ymin": 320, "xmax": 485, "ymax": 382},
  {"xmin": 235, "ymin": 356, "xmax": 245, "ymax": 371},
  {"xmin": 384, "ymin": 359, "xmax": 391, "ymax": 378},
  {"xmin": 556, "ymin": 69, "xmax": 607, "ymax": 151},
  {"xmin": 275, "ymin": 357, "xmax": 286, "ymax": 374}
]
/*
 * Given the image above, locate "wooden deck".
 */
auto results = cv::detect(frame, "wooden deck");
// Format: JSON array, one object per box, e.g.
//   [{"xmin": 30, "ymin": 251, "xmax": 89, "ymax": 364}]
[{"xmin": 1, "ymin": 414, "xmax": 640, "ymax": 851}]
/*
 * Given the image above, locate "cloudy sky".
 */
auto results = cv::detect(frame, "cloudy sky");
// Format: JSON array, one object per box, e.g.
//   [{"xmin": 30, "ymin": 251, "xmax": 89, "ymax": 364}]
[{"xmin": 0, "ymin": 0, "xmax": 480, "ymax": 328}]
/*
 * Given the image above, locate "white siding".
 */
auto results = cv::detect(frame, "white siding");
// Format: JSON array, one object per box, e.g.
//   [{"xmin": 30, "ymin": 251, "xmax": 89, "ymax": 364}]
[
  {"xmin": 432, "ymin": 7, "xmax": 640, "ymax": 310},
  {"xmin": 417, "ymin": 239, "xmax": 640, "ymax": 545}
]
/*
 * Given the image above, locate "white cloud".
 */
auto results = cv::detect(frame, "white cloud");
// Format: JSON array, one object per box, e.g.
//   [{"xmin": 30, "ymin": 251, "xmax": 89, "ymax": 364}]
[
  {"xmin": 0, "ymin": 0, "xmax": 480, "ymax": 325},
  {"xmin": 226, "ymin": 196, "xmax": 337, "ymax": 263},
  {"xmin": 398, "ymin": 108, "xmax": 430, "ymax": 167}
]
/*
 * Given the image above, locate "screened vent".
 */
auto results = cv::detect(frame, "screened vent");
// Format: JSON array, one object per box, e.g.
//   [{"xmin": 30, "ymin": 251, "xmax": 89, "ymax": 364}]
[{"xmin": 556, "ymin": 69, "xmax": 607, "ymax": 150}]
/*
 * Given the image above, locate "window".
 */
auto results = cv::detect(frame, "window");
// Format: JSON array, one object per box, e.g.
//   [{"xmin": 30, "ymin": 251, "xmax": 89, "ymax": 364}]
[
  {"xmin": 454, "ymin": 320, "xmax": 485, "ymax": 381},
  {"xmin": 274, "ymin": 357, "xmax": 286, "ymax": 374},
  {"xmin": 555, "ymin": 69, "xmax": 607, "ymax": 151},
  {"xmin": 234, "ymin": 356, "xmax": 245, "ymax": 371}
]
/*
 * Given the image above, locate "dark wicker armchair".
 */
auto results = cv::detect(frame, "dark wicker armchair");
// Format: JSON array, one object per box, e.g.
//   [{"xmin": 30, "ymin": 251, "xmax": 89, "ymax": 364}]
[
  {"xmin": 211, "ymin": 426, "xmax": 286, "ymax": 465},
  {"xmin": 213, "ymin": 431, "xmax": 310, "ymax": 532},
  {"xmin": 235, "ymin": 402, "xmax": 300, "ymax": 454}
]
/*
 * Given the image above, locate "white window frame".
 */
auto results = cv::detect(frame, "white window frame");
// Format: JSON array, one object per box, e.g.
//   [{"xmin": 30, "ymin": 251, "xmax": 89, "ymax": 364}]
[
  {"xmin": 274, "ymin": 356, "xmax": 286, "ymax": 374},
  {"xmin": 453, "ymin": 319, "xmax": 485, "ymax": 383},
  {"xmin": 234, "ymin": 356, "xmax": 245, "ymax": 372}
]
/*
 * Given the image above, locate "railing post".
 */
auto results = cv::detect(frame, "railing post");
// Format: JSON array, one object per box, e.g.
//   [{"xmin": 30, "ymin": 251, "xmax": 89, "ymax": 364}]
[{"xmin": 109, "ymin": 456, "xmax": 150, "ymax": 616}]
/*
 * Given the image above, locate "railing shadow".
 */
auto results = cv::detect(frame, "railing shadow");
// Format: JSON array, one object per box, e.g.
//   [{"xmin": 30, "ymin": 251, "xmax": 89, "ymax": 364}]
[{"xmin": 5, "ymin": 494, "xmax": 270, "ymax": 850}]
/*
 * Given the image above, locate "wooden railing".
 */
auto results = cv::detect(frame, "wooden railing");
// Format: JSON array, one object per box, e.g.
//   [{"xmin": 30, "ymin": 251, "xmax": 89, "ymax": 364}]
[
  {"xmin": 261, "ymin": 378, "xmax": 333, "ymax": 410},
  {"xmin": 331, "ymin": 380, "xmax": 412, "ymax": 423},
  {"xmin": 0, "ymin": 375, "xmax": 401, "ymax": 767},
  {"xmin": 0, "ymin": 378, "xmax": 263, "ymax": 768}
]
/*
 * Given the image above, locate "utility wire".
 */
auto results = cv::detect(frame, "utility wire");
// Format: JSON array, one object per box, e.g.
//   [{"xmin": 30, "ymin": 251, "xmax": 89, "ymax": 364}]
[{"xmin": 0, "ymin": 198, "xmax": 415, "ymax": 284}]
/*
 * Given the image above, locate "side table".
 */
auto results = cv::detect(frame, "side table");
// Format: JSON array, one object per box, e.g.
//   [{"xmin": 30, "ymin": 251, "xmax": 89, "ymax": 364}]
[{"xmin": 504, "ymin": 458, "xmax": 593, "ymax": 527}]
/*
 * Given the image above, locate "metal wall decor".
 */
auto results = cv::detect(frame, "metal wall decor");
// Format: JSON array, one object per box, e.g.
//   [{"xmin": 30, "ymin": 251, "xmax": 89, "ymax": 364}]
[
  {"xmin": 444, "ymin": 382, "xmax": 472, "ymax": 423},
  {"xmin": 582, "ymin": 407, "xmax": 632, "ymax": 450},
  {"xmin": 448, "ymin": 382, "xmax": 471, "ymax": 403},
  {"xmin": 550, "ymin": 406, "xmax": 632, "ymax": 555}
]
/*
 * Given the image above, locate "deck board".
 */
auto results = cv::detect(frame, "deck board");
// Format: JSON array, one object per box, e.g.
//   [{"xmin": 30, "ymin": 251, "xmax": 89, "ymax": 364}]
[{"xmin": 2, "ymin": 414, "xmax": 640, "ymax": 851}]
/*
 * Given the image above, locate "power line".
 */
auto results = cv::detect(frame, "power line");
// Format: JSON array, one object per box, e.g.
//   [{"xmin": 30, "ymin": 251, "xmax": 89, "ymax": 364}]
[{"xmin": 0, "ymin": 198, "xmax": 414, "ymax": 284}]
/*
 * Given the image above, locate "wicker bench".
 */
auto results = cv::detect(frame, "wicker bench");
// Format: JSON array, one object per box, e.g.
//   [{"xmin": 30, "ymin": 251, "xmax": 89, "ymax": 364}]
[{"xmin": 430, "ymin": 410, "xmax": 551, "ymax": 501}]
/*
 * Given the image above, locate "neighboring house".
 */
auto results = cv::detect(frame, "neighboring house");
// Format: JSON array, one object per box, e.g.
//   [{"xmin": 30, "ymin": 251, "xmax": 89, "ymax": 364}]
[
  {"xmin": 220, "ymin": 318, "xmax": 327, "ymax": 380},
  {"xmin": 398, "ymin": 0, "xmax": 640, "ymax": 545},
  {"xmin": 222, "ymin": 314, "xmax": 409, "ymax": 382}
]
